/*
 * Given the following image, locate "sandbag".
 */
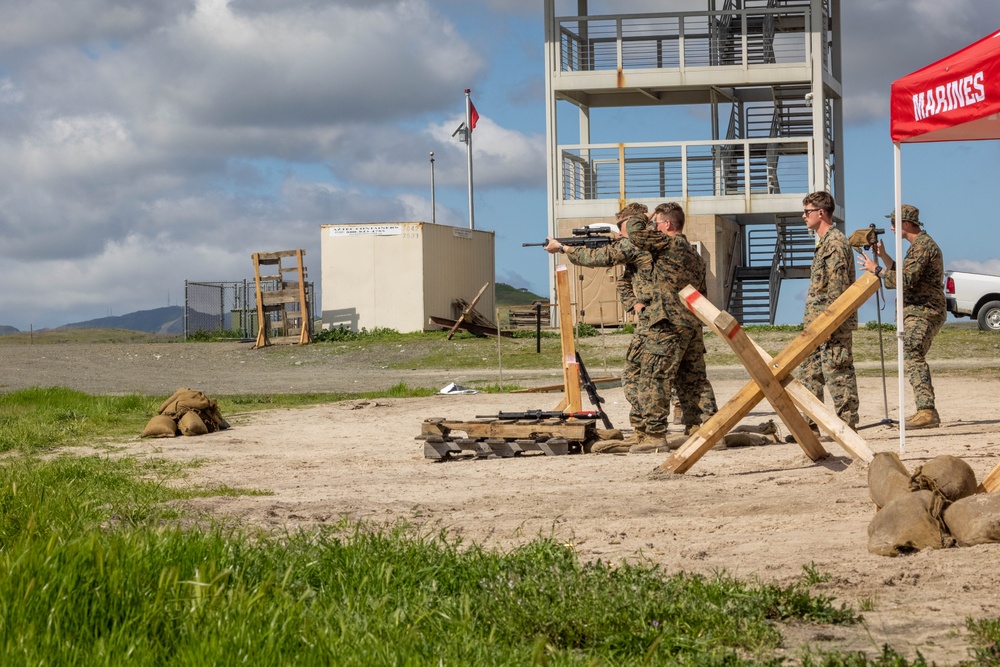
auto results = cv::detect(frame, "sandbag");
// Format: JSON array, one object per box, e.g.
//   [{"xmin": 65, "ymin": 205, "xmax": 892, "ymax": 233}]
[
  {"xmin": 943, "ymin": 494, "xmax": 1000, "ymax": 547},
  {"xmin": 595, "ymin": 428, "xmax": 623, "ymax": 441},
  {"xmin": 732, "ymin": 420, "xmax": 778, "ymax": 437},
  {"xmin": 159, "ymin": 388, "xmax": 212, "ymax": 419},
  {"xmin": 867, "ymin": 490, "xmax": 953, "ymax": 557},
  {"xmin": 910, "ymin": 455, "xmax": 978, "ymax": 503},
  {"xmin": 201, "ymin": 401, "xmax": 230, "ymax": 432},
  {"xmin": 868, "ymin": 451, "xmax": 912, "ymax": 510},
  {"xmin": 157, "ymin": 387, "xmax": 189, "ymax": 415},
  {"xmin": 178, "ymin": 411, "xmax": 209, "ymax": 436},
  {"xmin": 141, "ymin": 415, "xmax": 178, "ymax": 438},
  {"xmin": 721, "ymin": 432, "xmax": 772, "ymax": 448}
]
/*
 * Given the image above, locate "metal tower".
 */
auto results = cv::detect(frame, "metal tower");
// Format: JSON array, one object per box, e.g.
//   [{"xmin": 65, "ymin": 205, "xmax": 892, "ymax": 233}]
[{"xmin": 544, "ymin": 0, "xmax": 843, "ymax": 324}]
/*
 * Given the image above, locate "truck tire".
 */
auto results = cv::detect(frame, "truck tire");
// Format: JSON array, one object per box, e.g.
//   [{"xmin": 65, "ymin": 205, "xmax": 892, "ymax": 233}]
[{"xmin": 978, "ymin": 300, "xmax": 1000, "ymax": 332}]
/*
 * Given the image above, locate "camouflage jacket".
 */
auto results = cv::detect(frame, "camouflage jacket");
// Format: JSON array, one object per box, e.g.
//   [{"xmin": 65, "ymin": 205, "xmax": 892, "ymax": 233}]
[
  {"xmin": 565, "ymin": 238, "xmax": 653, "ymax": 326},
  {"xmin": 804, "ymin": 226, "xmax": 857, "ymax": 332},
  {"xmin": 623, "ymin": 215, "xmax": 705, "ymax": 330},
  {"xmin": 882, "ymin": 231, "xmax": 946, "ymax": 323}
]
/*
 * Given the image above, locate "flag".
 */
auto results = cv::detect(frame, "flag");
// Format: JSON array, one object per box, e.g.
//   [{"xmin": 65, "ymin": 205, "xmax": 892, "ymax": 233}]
[{"xmin": 469, "ymin": 100, "xmax": 479, "ymax": 131}]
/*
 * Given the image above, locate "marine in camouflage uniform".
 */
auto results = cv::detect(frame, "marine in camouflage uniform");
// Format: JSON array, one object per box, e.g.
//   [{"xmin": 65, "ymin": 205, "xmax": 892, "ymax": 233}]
[
  {"xmin": 546, "ymin": 205, "xmax": 673, "ymax": 438},
  {"xmin": 561, "ymin": 234, "xmax": 666, "ymax": 434},
  {"xmin": 861, "ymin": 204, "xmax": 945, "ymax": 427},
  {"xmin": 625, "ymin": 209, "xmax": 714, "ymax": 432},
  {"xmin": 797, "ymin": 192, "xmax": 859, "ymax": 427}
]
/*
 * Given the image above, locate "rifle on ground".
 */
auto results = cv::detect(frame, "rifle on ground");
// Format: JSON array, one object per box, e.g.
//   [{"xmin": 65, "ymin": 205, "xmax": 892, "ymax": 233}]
[
  {"xmin": 576, "ymin": 352, "xmax": 614, "ymax": 429},
  {"xmin": 476, "ymin": 410, "xmax": 603, "ymax": 421},
  {"xmin": 522, "ymin": 225, "xmax": 615, "ymax": 250}
]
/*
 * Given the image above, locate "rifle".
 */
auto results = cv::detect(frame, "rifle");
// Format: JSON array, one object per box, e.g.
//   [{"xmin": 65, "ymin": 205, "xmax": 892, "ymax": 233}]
[
  {"xmin": 522, "ymin": 225, "xmax": 615, "ymax": 250},
  {"xmin": 575, "ymin": 352, "xmax": 614, "ymax": 429},
  {"xmin": 476, "ymin": 410, "xmax": 603, "ymax": 421}
]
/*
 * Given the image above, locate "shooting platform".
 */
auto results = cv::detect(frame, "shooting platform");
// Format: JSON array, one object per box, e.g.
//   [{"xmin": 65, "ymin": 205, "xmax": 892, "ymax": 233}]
[
  {"xmin": 418, "ymin": 416, "xmax": 600, "ymax": 460},
  {"xmin": 655, "ymin": 273, "xmax": 880, "ymax": 475},
  {"xmin": 417, "ymin": 263, "xmax": 614, "ymax": 461}
]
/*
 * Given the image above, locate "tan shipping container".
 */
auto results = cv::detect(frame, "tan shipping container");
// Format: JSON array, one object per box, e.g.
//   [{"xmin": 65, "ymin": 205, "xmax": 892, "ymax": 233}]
[{"xmin": 320, "ymin": 222, "xmax": 495, "ymax": 333}]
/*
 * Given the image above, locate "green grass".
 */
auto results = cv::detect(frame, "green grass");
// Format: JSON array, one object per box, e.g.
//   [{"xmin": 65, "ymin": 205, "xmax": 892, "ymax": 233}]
[
  {"xmin": 0, "ymin": 384, "xmax": 444, "ymax": 454},
  {"xmin": 4, "ymin": 370, "xmax": 1000, "ymax": 664},
  {"xmin": 0, "ymin": 450, "xmax": 871, "ymax": 665}
]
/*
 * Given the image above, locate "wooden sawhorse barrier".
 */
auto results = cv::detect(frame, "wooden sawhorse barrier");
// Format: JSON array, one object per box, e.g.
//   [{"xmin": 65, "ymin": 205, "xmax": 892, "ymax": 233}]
[{"xmin": 655, "ymin": 273, "xmax": 881, "ymax": 475}]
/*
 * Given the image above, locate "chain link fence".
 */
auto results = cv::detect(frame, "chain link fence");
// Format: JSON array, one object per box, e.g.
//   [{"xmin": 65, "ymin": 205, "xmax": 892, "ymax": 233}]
[{"xmin": 184, "ymin": 280, "xmax": 315, "ymax": 341}]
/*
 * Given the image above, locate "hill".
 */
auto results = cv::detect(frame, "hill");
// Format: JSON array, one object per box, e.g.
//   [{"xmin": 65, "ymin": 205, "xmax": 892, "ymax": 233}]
[
  {"xmin": 58, "ymin": 306, "xmax": 185, "ymax": 335},
  {"xmin": 0, "ymin": 325, "xmax": 20, "ymax": 336},
  {"xmin": 496, "ymin": 282, "xmax": 547, "ymax": 306}
]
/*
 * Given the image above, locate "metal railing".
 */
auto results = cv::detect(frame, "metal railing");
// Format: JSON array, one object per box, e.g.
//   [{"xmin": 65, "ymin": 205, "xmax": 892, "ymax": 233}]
[
  {"xmin": 556, "ymin": 6, "xmax": 812, "ymax": 74},
  {"xmin": 559, "ymin": 137, "xmax": 811, "ymax": 202}
]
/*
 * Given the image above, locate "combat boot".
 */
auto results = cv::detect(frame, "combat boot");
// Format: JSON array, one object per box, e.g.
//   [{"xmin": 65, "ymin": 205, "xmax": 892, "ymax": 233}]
[
  {"xmin": 629, "ymin": 431, "xmax": 668, "ymax": 454},
  {"xmin": 620, "ymin": 429, "xmax": 645, "ymax": 446},
  {"xmin": 905, "ymin": 408, "xmax": 940, "ymax": 429}
]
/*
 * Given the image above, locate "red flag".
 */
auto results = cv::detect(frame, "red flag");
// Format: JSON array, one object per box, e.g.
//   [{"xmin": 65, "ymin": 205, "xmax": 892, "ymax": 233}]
[{"xmin": 469, "ymin": 101, "xmax": 479, "ymax": 131}]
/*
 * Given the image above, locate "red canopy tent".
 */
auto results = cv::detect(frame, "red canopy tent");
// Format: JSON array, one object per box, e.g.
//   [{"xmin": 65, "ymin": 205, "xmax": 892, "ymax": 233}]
[{"xmin": 887, "ymin": 28, "xmax": 1000, "ymax": 449}]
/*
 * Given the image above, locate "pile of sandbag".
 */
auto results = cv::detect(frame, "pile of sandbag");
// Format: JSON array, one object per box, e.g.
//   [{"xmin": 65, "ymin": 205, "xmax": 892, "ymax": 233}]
[
  {"xmin": 141, "ymin": 387, "xmax": 230, "ymax": 438},
  {"xmin": 867, "ymin": 452, "xmax": 1000, "ymax": 556}
]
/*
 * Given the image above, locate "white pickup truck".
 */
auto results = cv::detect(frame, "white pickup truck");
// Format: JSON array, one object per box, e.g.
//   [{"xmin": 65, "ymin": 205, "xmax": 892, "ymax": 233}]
[{"xmin": 945, "ymin": 270, "xmax": 1000, "ymax": 331}]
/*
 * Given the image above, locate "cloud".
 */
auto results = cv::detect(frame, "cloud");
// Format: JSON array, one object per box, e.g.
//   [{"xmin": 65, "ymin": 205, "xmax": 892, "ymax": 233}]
[
  {"xmin": 841, "ymin": 2, "xmax": 1000, "ymax": 123},
  {"xmin": 949, "ymin": 259, "xmax": 1000, "ymax": 276}
]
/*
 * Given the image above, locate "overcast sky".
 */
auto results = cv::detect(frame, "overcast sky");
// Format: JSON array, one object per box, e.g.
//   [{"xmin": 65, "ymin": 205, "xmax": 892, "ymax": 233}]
[{"xmin": 1, "ymin": 0, "xmax": 999, "ymax": 329}]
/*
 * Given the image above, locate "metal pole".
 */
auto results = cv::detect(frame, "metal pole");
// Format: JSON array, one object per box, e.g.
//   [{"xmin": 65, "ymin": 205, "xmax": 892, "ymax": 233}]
[
  {"xmin": 429, "ymin": 151, "xmax": 436, "ymax": 224},
  {"xmin": 535, "ymin": 302, "xmax": 542, "ymax": 354},
  {"xmin": 464, "ymin": 89, "xmax": 475, "ymax": 230}
]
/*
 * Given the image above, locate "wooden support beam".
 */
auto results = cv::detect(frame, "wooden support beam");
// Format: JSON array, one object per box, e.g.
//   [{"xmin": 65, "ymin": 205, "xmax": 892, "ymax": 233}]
[
  {"xmin": 685, "ymin": 288, "xmax": 827, "ymax": 460},
  {"xmin": 447, "ymin": 282, "xmax": 490, "ymax": 340},
  {"xmin": 554, "ymin": 265, "xmax": 582, "ymax": 413},
  {"xmin": 657, "ymin": 273, "xmax": 880, "ymax": 474}
]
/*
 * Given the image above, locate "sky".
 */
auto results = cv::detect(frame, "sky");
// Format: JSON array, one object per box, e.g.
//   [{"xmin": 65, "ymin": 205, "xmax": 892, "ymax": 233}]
[{"xmin": 1, "ymin": 0, "xmax": 999, "ymax": 330}]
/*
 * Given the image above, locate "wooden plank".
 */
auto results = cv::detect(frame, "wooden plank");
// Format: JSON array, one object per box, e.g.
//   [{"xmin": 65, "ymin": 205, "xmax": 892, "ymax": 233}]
[
  {"xmin": 554, "ymin": 265, "xmax": 582, "ymax": 413},
  {"xmin": 657, "ymin": 273, "xmax": 880, "ymax": 474},
  {"xmin": 428, "ymin": 316, "xmax": 513, "ymax": 338},
  {"xmin": 261, "ymin": 289, "xmax": 306, "ymax": 304},
  {"xmin": 509, "ymin": 377, "xmax": 620, "ymax": 393},
  {"xmin": 438, "ymin": 420, "xmax": 592, "ymax": 440},
  {"xmin": 448, "ymin": 282, "xmax": 490, "ymax": 340},
  {"xmin": 978, "ymin": 461, "xmax": 1000, "ymax": 494},
  {"xmin": 684, "ymin": 287, "xmax": 827, "ymax": 461},
  {"xmin": 255, "ymin": 250, "xmax": 304, "ymax": 260}
]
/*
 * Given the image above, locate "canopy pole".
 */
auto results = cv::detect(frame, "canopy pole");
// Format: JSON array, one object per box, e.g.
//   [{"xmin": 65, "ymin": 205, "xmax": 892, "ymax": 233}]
[{"xmin": 894, "ymin": 142, "xmax": 906, "ymax": 454}]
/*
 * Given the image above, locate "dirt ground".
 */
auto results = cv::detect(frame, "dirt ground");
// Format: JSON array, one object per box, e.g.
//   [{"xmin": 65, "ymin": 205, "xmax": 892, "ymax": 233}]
[{"xmin": 7, "ymin": 341, "xmax": 1000, "ymax": 664}]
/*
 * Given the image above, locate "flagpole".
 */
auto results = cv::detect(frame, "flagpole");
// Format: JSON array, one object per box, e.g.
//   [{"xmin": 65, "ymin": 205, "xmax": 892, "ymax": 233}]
[{"xmin": 465, "ymin": 89, "xmax": 475, "ymax": 230}]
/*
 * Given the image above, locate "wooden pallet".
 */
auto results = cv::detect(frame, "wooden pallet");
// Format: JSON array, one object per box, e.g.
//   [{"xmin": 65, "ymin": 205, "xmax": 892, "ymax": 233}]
[{"xmin": 417, "ymin": 417, "xmax": 599, "ymax": 460}]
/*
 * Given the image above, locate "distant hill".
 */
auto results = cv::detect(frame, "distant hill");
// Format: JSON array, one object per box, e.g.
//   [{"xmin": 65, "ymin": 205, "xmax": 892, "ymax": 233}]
[
  {"xmin": 0, "ymin": 325, "xmax": 20, "ymax": 336},
  {"xmin": 58, "ymin": 306, "xmax": 185, "ymax": 335},
  {"xmin": 496, "ymin": 282, "xmax": 547, "ymax": 306}
]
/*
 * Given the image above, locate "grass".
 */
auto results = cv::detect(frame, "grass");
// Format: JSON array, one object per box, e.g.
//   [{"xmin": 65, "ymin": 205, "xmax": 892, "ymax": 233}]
[
  {"xmin": 4, "ymin": 350, "xmax": 1000, "ymax": 663},
  {"xmin": 0, "ymin": 448, "xmax": 874, "ymax": 665},
  {"xmin": 0, "ymin": 384, "xmax": 443, "ymax": 454},
  {"xmin": 308, "ymin": 324, "xmax": 1000, "ymax": 376}
]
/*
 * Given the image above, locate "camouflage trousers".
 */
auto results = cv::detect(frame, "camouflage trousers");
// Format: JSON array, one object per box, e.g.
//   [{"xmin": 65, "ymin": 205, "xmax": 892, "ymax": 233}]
[
  {"xmin": 903, "ymin": 313, "xmax": 944, "ymax": 410},
  {"xmin": 796, "ymin": 328, "xmax": 859, "ymax": 427},
  {"xmin": 623, "ymin": 324, "xmax": 711, "ymax": 434},
  {"xmin": 671, "ymin": 335, "xmax": 717, "ymax": 425}
]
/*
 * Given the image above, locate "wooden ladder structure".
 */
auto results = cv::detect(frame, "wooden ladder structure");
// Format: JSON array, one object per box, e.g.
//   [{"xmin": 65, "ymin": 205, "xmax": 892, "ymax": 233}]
[{"xmin": 251, "ymin": 249, "xmax": 310, "ymax": 348}]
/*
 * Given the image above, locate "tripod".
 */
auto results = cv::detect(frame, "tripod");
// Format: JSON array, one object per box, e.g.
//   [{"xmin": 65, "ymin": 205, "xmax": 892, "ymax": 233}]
[{"xmin": 857, "ymin": 255, "xmax": 898, "ymax": 431}]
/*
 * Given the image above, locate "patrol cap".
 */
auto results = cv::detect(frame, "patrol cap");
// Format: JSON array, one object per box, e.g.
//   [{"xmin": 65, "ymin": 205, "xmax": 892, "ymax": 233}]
[{"xmin": 885, "ymin": 204, "xmax": 923, "ymax": 227}]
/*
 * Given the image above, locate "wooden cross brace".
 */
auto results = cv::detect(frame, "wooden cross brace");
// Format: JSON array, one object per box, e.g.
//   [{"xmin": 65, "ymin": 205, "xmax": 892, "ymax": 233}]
[{"xmin": 656, "ymin": 273, "xmax": 881, "ymax": 475}]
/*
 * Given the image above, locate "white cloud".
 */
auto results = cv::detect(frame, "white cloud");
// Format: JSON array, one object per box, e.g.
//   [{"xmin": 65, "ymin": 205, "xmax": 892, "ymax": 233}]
[{"xmin": 949, "ymin": 259, "xmax": 1000, "ymax": 276}]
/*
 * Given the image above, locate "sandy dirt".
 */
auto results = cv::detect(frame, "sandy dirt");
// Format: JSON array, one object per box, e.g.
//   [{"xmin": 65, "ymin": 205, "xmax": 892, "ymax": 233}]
[{"xmin": 7, "ymin": 341, "xmax": 1000, "ymax": 664}]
